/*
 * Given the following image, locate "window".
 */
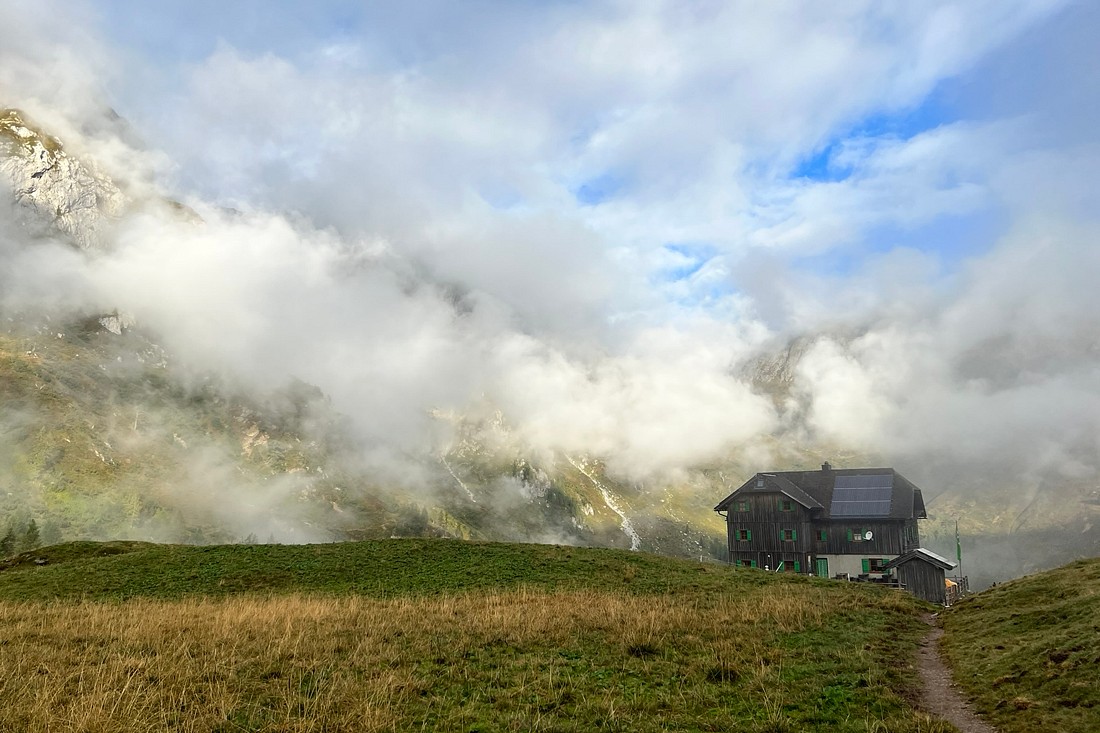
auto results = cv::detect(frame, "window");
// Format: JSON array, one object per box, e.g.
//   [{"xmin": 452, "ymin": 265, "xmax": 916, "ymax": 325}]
[
  {"xmin": 780, "ymin": 529, "xmax": 796, "ymax": 542},
  {"xmin": 868, "ymin": 558, "xmax": 889, "ymax": 572},
  {"xmin": 847, "ymin": 528, "xmax": 865, "ymax": 542},
  {"xmin": 779, "ymin": 499, "xmax": 794, "ymax": 512},
  {"xmin": 736, "ymin": 500, "xmax": 750, "ymax": 512},
  {"xmin": 736, "ymin": 529, "xmax": 752, "ymax": 541},
  {"xmin": 817, "ymin": 529, "xmax": 827, "ymax": 542},
  {"xmin": 738, "ymin": 559, "xmax": 756, "ymax": 568},
  {"xmin": 755, "ymin": 477, "xmax": 765, "ymax": 488}
]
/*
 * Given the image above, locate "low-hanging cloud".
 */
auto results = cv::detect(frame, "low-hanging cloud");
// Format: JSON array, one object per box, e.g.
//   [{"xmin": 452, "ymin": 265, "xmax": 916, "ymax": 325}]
[
  {"xmin": 2, "ymin": 0, "xmax": 1099, "ymax": 556},
  {"xmin": 795, "ymin": 225, "xmax": 1100, "ymax": 483}
]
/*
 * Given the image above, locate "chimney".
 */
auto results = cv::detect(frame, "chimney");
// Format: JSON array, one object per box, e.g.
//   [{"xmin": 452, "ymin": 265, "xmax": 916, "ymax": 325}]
[{"xmin": 821, "ymin": 461, "xmax": 832, "ymax": 472}]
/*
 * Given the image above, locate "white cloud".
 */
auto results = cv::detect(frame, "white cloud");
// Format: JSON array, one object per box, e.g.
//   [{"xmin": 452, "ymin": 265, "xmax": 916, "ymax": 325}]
[{"xmin": 3, "ymin": 0, "xmax": 1099, "ymax": 494}]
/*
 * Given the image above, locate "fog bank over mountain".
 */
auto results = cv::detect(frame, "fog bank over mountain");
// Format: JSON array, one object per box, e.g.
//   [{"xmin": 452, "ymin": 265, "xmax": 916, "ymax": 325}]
[{"xmin": 2, "ymin": 1, "xmax": 1099, "ymax": 579}]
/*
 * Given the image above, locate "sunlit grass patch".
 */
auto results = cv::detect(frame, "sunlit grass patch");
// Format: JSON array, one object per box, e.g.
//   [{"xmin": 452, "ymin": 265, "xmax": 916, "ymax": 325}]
[{"xmin": 940, "ymin": 557, "xmax": 1100, "ymax": 733}]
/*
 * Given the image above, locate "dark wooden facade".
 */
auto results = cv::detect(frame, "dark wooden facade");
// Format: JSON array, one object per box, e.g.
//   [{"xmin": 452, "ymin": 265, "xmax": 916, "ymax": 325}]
[
  {"xmin": 723, "ymin": 497, "xmax": 919, "ymax": 571},
  {"xmin": 715, "ymin": 465, "xmax": 926, "ymax": 580},
  {"xmin": 722, "ymin": 490, "xmax": 811, "ymax": 571}
]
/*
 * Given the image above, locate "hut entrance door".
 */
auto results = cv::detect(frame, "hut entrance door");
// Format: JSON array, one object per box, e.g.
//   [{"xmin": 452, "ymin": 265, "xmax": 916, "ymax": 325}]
[{"xmin": 814, "ymin": 558, "xmax": 829, "ymax": 578}]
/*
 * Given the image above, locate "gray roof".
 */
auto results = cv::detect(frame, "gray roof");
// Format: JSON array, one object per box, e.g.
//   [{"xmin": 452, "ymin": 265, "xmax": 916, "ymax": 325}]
[
  {"xmin": 882, "ymin": 548, "xmax": 957, "ymax": 571},
  {"xmin": 714, "ymin": 466, "xmax": 927, "ymax": 521},
  {"xmin": 764, "ymin": 473, "xmax": 825, "ymax": 509}
]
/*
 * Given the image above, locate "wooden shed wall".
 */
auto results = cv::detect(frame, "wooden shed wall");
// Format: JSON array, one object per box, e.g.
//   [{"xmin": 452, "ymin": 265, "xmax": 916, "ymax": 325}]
[{"xmin": 894, "ymin": 561, "xmax": 947, "ymax": 605}]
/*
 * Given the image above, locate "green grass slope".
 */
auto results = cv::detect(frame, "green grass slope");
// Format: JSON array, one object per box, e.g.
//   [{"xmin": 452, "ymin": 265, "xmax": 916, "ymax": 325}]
[
  {"xmin": 0, "ymin": 537, "xmax": 890, "ymax": 603},
  {"xmin": 940, "ymin": 557, "xmax": 1100, "ymax": 732},
  {"xmin": 0, "ymin": 539, "xmax": 953, "ymax": 732},
  {"xmin": 0, "ymin": 538, "xmax": 740, "ymax": 601}
]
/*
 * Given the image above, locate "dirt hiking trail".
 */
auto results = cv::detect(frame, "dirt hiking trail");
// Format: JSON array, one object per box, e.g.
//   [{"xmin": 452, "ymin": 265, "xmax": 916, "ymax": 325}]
[{"xmin": 917, "ymin": 615, "xmax": 998, "ymax": 733}]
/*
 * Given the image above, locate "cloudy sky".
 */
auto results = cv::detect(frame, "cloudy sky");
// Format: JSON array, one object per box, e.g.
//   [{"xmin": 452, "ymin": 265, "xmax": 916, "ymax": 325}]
[{"xmin": 2, "ymin": 1, "xmax": 1099, "ymax": 484}]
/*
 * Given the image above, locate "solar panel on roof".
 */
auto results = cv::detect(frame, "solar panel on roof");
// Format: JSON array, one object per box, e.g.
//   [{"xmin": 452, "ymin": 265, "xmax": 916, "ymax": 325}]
[
  {"xmin": 834, "ymin": 474, "xmax": 892, "ymax": 489},
  {"xmin": 830, "ymin": 475, "xmax": 894, "ymax": 517}
]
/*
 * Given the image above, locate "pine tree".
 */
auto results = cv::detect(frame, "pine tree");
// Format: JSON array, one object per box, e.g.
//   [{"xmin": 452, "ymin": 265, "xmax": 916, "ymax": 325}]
[
  {"xmin": 0, "ymin": 524, "xmax": 14, "ymax": 557},
  {"xmin": 20, "ymin": 519, "xmax": 40, "ymax": 553},
  {"xmin": 40, "ymin": 521, "xmax": 61, "ymax": 547}
]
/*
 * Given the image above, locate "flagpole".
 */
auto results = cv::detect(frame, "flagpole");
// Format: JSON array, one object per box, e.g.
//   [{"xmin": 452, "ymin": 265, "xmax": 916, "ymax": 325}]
[{"xmin": 955, "ymin": 519, "xmax": 963, "ymax": 584}]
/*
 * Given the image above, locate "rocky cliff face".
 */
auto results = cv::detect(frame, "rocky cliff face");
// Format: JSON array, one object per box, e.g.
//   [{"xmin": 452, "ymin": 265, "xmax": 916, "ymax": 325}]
[{"xmin": 1, "ymin": 109, "xmax": 125, "ymax": 251}]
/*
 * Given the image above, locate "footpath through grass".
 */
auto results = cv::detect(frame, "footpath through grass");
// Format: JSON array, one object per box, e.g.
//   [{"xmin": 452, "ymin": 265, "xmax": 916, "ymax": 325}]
[
  {"xmin": 0, "ymin": 539, "xmax": 951, "ymax": 732},
  {"xmin": 940, "ymin": 557, "xmax": 1100, "ymax": 733}
]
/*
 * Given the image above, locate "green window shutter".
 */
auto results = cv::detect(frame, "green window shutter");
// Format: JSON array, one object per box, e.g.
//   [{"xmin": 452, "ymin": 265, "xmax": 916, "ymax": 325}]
[
  {"xmin": 792, "ymin": 529, "xmax": 797, "ymax": 541},
  {"xmin": 794, "ymin": 561, "xmax": 801, "ymax": 572},
  {"xmin": 818, "ymin": 529, "xmax": 827, "ymax": 542},
  {"xmin": 861, "ymin": 559, "xmax": 870, "ymax": 573},
  {"xmin": 750, "ymin": 560, "xmax": 756, "ymax": 568},
  {"xmin": 846, "ymin": 529, "xmax": 853, "ymax": 541},
  {"xmin": 746, "ymin": 529, "xmax": 751, "ymax": 541}
]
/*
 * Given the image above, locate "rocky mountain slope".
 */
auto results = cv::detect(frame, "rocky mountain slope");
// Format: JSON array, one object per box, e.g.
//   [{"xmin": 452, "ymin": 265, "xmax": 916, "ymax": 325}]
[
  {"xmin": 0, "ymin": 106, "xmax": 741, "ymax": 559},
  {"xmin": 0, "ymin": 314, "xmax": 733, "ymax": 555},
  {"xmin": 1, "ymin": 109, "xmax": 124, "ymax": 250}
]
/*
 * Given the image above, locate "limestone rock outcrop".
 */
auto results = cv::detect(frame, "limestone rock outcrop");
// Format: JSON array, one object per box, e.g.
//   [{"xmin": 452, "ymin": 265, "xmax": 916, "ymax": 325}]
[{"xmin": 1, "ymin": 108, "xmax": 125, "ymax": 251}]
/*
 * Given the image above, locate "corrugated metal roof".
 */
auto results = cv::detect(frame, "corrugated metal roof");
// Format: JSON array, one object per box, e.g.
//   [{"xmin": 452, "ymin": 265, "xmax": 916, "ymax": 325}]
[{"xmin": 882, "ymin": 547, "xmax": 957, "ymax": 571}]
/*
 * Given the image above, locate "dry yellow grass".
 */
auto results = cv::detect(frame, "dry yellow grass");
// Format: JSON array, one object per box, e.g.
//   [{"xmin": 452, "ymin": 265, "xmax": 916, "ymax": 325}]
[{"xmin": 0, "ymin": 587, "xmax": 855, "ymax": 732}]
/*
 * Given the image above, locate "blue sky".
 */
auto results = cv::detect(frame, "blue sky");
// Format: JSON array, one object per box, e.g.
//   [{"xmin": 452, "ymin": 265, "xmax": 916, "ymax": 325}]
[
  {"xmin": 792, "ymin": 90, "xmax": 957, "ymax": 183},
  {"xmin": 6, "ymin": 0, "xmax": 1091, "ymax": 335}
]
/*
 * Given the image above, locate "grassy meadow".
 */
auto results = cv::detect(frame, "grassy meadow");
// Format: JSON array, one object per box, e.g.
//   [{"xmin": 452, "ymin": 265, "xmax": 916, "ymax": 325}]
[
  {"xmin": 940, "ymin": 557, "xmax": 1100, "ymax": 733},
  {"xmin": 0, "ymin": 540, "xmax": 954, "ymax": 732}
]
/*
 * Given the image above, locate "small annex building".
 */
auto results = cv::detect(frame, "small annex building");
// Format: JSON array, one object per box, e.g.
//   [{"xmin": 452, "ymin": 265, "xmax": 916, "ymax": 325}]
[
  {"xmin": 882, "ymin": 548, "xmax": 958, "ymax": 605},
  {"xmin": 713, "ymin": 463, "xmax": 927, "ymax": 582}
]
